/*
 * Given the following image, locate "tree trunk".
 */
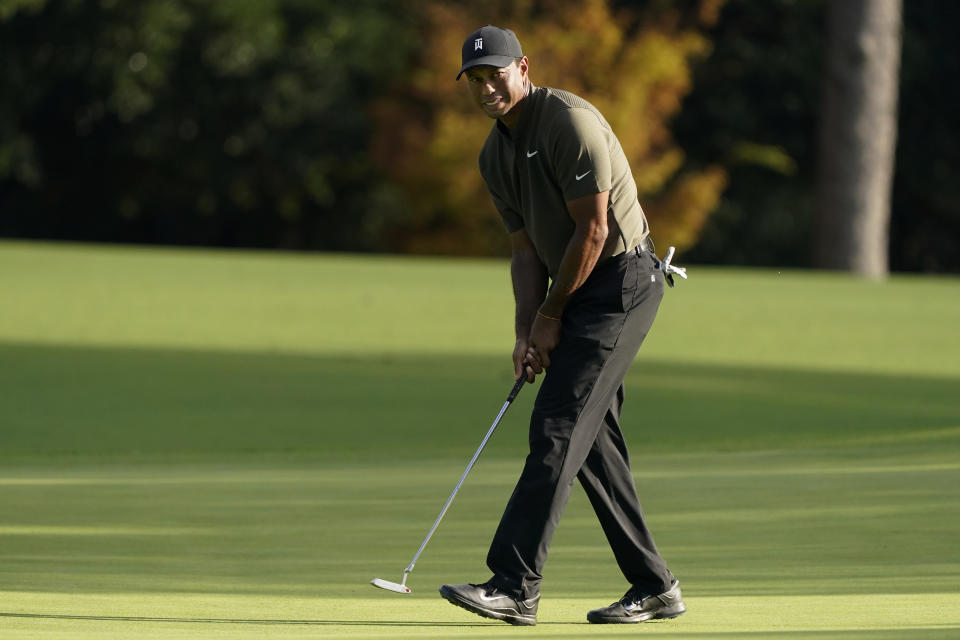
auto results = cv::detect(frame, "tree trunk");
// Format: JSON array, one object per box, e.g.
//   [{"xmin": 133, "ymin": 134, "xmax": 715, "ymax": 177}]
[{"xmin": 814, "ymin": 0, "xmax": 902, "ymax": 278}]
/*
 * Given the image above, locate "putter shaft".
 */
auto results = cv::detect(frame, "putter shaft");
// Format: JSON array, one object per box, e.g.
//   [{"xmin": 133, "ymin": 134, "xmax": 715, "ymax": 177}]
[{"xmin": 403, "ymin": 376, "xmax": 526, "ymax": 576}]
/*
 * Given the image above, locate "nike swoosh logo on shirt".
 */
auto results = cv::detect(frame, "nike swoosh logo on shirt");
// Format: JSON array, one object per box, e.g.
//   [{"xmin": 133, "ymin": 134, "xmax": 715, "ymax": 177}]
[
  {"xmin": 575, "ymin": 170, "xmax": 592, "ymax": 181},
  {"xmin": 526, "ymin": 150, "xmax": 538, "ymax": 158}
]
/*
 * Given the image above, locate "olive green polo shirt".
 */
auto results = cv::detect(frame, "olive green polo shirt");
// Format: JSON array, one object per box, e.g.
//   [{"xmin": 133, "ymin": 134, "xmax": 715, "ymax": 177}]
[{"xmin": 479, "ymin": 84, "xmax": 649, "ymax": 277}]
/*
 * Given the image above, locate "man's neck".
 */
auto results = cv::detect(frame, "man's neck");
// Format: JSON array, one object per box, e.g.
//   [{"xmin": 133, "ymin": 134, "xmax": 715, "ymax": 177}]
[{"xmin": 499, "ymin": 79, "xmax": 531, "ymax": 130}]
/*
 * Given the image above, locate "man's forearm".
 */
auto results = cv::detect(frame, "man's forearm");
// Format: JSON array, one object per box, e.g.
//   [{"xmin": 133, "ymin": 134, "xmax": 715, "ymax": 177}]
[
  {"xmin": 512, "ymin": 248, "xmax": 548, "ymax": 339},
  {"xmin": 540, "ymin": 221, "xmax": 607, "ymax": 318}
]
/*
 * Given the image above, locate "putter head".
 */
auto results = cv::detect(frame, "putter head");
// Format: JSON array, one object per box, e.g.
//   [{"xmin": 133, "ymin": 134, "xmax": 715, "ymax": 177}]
[{"xmin": 370, "ymin": 577, "xmax": 411, "ymax": 594}]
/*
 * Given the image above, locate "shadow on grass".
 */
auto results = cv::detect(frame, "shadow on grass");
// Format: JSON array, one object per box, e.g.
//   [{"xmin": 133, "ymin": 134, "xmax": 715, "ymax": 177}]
[
  {"xmin": 2, "ymin": 340, "xmax": 958, "ymax": 460},
  {"xmin": 2, "ymin": 341, "xmax": 959, "ymax": 612},
  {"xmin": 0, "ymin": 611, "xmax": 570, "ymax": 626},
  {"xmin": 2, "ymin": 613, "xmax": 958, "ymax": 637}
]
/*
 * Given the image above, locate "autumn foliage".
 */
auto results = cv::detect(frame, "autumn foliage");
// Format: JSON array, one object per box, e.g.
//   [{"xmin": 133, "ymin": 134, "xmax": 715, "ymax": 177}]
[{"xmin": 370, "ymin": 0, "xmax": 728, "ymax": 257}]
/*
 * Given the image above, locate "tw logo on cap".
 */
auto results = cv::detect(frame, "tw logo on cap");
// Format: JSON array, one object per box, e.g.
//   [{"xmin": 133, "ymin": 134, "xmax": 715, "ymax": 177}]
[{"xmin": 457, "ymin": 26, "xmax": 523, "ymax": 80}]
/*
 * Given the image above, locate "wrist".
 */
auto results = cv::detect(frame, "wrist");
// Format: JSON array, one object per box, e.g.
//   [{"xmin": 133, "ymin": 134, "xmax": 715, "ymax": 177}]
[
  {"xmin": 536, "ymin": 308, "xmax": 561, "ymax": 322},
  {"xmin": 538, "ymin": 296, "xmax": 564, "ymax": 320}
]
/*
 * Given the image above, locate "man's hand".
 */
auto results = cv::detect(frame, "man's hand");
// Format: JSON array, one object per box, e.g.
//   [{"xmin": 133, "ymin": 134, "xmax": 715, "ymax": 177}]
[
  {"xmin": 525, "ymin": 311, "xmax": 560, "ymax": 376},
  {"xmin": 510, "ymin": 229, "xmax": 549, "ymax": 383},
  {"xmin": 513, "ymin": 338, "xmax": 535, "ymax": 382},
  {"xmin": 507, "ymin": 191, "xmax": 609, "ymax": 384},
  {"xmin": 514, "ymin": 311, "xmax": 561, "ymax": 382}
]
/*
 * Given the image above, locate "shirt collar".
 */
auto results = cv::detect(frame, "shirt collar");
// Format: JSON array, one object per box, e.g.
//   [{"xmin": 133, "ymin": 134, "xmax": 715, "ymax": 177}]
[{"xmin": 496, "ymin": 82, "xmax": 539, "ymax": 140}]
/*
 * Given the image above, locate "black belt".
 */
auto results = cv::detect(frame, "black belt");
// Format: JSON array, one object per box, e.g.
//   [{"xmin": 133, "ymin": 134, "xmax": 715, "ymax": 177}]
[{"xmin": 599, "ymin": 238, "xmax": 652, "ymax": 270}]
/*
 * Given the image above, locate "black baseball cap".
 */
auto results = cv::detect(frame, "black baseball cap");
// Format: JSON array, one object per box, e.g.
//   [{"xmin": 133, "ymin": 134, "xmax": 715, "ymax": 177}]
[{"xmin": 457, "ymin": 25, "xmax": 523, "ymax": 80}]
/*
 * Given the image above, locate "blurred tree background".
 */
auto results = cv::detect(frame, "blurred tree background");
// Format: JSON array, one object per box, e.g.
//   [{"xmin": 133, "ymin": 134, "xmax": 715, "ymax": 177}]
[
  {"xmin": 369, "ymin": 0, "xmax": 727, "ymax": 256},
  {"xmin": 675, "ymin": 0, "xmax": 959, "ymax": 272},
  {"xmin": 1, "ymin": 0, "xmax": 957, "ymax": 271},
  {"xmin": 0, "ymin": 0, "xmax": 417, "ymax": 250}
]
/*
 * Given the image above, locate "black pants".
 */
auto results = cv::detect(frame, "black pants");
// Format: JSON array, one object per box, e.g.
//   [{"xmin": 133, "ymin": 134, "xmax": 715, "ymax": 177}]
[{"xmin": 486, "ymin": 248, "xmax": 675, "ymax": 600}]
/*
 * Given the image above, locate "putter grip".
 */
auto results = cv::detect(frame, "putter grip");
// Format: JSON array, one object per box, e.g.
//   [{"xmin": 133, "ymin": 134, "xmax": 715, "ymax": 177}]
[{"xmin": 507, "ymin": 375, "xmax": 526, "ymax": 403}]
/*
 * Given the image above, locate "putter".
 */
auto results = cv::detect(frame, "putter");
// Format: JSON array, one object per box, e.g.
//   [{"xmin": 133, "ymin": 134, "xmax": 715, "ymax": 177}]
[{"xmin": 370, "ymin": 373, "xmax": 528, "ymax": 594}]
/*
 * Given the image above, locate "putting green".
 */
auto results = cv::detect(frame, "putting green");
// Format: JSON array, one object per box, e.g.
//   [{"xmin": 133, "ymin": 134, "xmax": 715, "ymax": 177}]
[
  {"xmin": 2, "ymin": 240, "xmax": 958, "ymax": 377},
  {"xmin": 1, "ymin": 241, "xmax": 959, "ymax": 638},
  {"xmin": 1, "ymin": 456, "xmax": 959, "ymax": 638},
  {"xmin": 1, "ymin": 593, "xmax": 958, "ymax": 638}
]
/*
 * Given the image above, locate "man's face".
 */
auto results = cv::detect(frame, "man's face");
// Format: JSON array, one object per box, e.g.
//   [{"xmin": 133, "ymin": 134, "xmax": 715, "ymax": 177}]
[{"xmin": 465, "ymin": 58, "xmax": 528, "ymax": 124}]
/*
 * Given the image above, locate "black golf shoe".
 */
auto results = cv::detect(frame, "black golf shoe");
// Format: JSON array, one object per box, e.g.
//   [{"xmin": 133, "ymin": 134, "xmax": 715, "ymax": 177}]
[
  {"xmin": 439, "ymin": 581, "xmax": 539, "ymax": 626},
  {"xmin": 586, "ymin": 580, "xmax": 685, "ymax": 623}
]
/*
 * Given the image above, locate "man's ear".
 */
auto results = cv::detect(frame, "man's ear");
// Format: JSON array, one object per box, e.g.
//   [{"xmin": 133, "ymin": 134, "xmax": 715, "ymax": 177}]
[{"xmin": 518, "ymin": 56, "xmax": 529, "ymax": 76}]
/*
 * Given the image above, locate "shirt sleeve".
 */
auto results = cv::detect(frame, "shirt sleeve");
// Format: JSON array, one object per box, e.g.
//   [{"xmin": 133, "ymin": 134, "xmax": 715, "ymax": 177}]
[
  {"xmin": 548, "ymin": 108, "xmax": 612, "ymax": 202},
  {"xmin": 488, "ymin": 185, "xmax": 524, "ymax": 233},
  {"xmin": 479, "ymin": 149, "xmax": 525, "ymax": 232}
]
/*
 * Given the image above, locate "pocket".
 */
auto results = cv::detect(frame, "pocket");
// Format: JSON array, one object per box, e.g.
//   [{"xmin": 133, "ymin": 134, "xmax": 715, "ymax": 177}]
[
  {"xmin": 620, "ymin": 252, "xmax": 643, "ymax": 311},
  {"xmin": 570, "ymin": 257, "xmax": 628, "ymax": 314},
  {"xmin": 563, "ymin": 259, "xmax": 628, "ymax": 340},
  {"xmin": 623, "ymin": 252, "xmax": 663, "ymax": 312}
]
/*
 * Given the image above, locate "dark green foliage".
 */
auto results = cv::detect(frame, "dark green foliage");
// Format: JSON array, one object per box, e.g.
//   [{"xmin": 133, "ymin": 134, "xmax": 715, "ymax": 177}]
[
  {"xmin": 673, "ymin": 0, "xmax": 824, "ymax": 268},
  {"xmin": 675, "ymin": 0, "xmax": 959, "ymax": 272},
  {"xmin": 1, "ymin": 1, "xmax": 957, "ymax": 271},
  {"xmin": 0, "ymin": 0, "xmax": 415, "ymax": 250},
  {"xmin": 891, "ymin": 0, "xmax": 960, "ymax": 272}
]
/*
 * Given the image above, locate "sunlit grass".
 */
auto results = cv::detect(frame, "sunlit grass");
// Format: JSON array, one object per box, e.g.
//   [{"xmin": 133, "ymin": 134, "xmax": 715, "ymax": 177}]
[
  {"xmin": 1, "ymin": 241, "xmax": 958, "ymax": 638},
  {"xmin": 1, "ymin": 455, "xmax": 958, "ymax": 637},
  {"xmin": 2, "ymin": 240, "xmax": 959, "ymax": 375}
]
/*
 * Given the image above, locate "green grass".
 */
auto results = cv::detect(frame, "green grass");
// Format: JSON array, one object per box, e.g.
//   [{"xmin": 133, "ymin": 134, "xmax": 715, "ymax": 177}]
[{"xmin": 1, "ymin": 240, "xmax": 959, "ymax": 638}]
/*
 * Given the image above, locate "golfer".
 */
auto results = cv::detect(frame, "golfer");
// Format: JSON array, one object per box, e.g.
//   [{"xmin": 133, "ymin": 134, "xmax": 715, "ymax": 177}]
[{"xmin": 438, "ymin": 26, "xmax": 686, "ymax": 626}]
